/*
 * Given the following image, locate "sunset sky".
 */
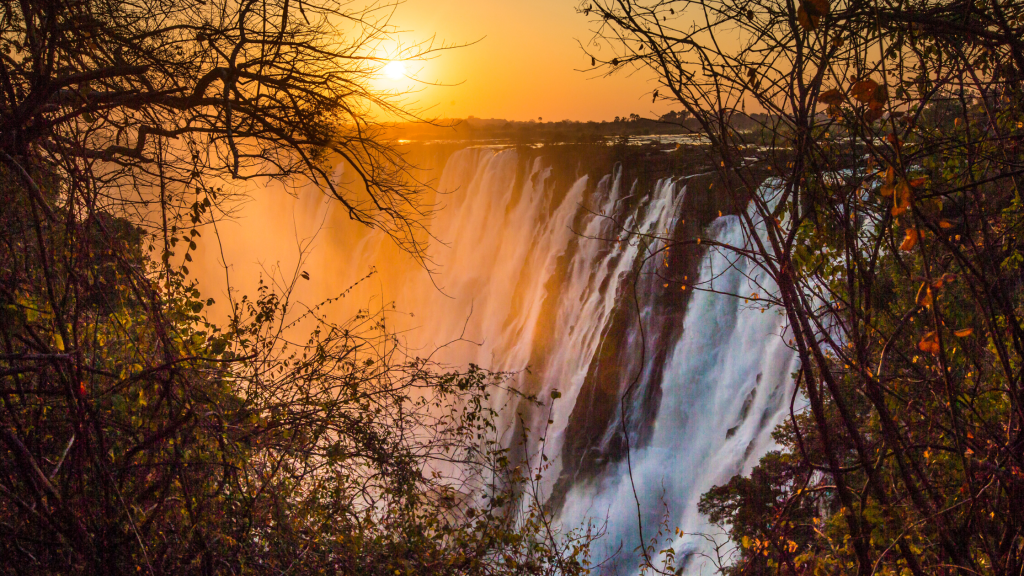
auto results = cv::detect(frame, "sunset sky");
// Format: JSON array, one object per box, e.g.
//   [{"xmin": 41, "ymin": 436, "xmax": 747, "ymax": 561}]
[{"xmin": 380, "ymin": 0, "xmax": 673, "ymax": 122}]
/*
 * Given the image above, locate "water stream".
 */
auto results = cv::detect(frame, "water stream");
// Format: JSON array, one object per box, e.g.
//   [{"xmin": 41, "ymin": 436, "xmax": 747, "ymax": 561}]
[{"xmin": 196, "ymin": 145, "xmax": 799, "ymax": 575}]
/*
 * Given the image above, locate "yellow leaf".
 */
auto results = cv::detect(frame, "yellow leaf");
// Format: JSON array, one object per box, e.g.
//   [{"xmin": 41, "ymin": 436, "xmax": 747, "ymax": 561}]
[
  {"xmin": 954, "ymin": 328, "xmax": 973, "ymax": 337},
  {"xmin": 55, "ymin": 334, "xmax": 64, "ymax": 351}
]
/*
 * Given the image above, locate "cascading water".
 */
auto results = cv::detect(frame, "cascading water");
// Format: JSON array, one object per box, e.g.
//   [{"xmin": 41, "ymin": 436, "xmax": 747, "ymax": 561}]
[
  {"xmin": 556, "ymin": 215, "xmax": 800, "ymax": 575},
  {"xmin": 195, "ymin": 144, "xmax": 799, "ymax": 576}
]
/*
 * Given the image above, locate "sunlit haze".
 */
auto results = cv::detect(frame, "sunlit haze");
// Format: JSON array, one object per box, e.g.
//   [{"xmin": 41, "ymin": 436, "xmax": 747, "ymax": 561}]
[
  {"xmin": 382, "ymin": 60, "xmax": 408, "ymax": 79},
  {"xmin": 382, "ymin": 0, "xmax": 673, "ymax": 122}
]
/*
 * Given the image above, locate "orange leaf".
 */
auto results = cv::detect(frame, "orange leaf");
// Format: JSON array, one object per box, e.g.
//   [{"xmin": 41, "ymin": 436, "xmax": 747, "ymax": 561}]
[
  {"xmin": 898, "ymin": 181, "xmax": 913, "ymax": 201},
  {"xmin": 872, "ymin": 84, "xmax": 889, "ymax": 106},
  {"xmin": 820, "ymin": 88, "xmax": 844, "ymax": 106},
  {"xmin": 796, "ymin": 0, "xmax": 827, "ymax": 30},
  {"xmin": 899, "ymin": 228, "xmax": 919, "ymax": 251},
  {"xmin": 918, "ymin": 331, "xmax": 940, "ymax": 354},
  {"xmin": 892, "ymin": 181, "xmax": 912, "ymax": 216},
  {"xmin": 797, "ymin": 4, "xmax": 819, "ymax": 30},
  {"xmin": 884, "ymin": 166, "xmax": 896, "ymax": 186},
  {"xmin": 851, "ymin": 79, "xmax": 879, "ymax": 103},
  {"xmin": 880, "ymin": 184, "xmax": 895, "ymax": 197},
  {"xmin": 909, "ymin": 177, "xmax": 928, "ymax": 188},
  {"xmin": 806, "ymin": 0, "xmax": 829, "ymax": 16},
  {"xmin": 954, "ymin": 328, "xmax": 974, "ymax": 338},
  {"xmin": 916, "ymin": 283, "xmax": 933, "ymax": 307},
  {"xmin": 941, "ymin": 273, "xmax": 958, "ymax": 283},
  {"xmin": 939, "ymin": 220, "xmax": 955, "ymax": 229}
]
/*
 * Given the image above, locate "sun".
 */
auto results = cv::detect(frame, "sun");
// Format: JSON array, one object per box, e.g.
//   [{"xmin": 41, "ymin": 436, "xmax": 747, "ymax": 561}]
[{"xmin": 383, "ymin": 60, "xmax": 407, "ymax": 80}]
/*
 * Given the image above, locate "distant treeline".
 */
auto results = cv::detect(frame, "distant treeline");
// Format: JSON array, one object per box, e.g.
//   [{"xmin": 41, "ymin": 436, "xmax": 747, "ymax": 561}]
[{"xmin": 385, "ymin": 111, "xmax": 773, "ymax": 142}]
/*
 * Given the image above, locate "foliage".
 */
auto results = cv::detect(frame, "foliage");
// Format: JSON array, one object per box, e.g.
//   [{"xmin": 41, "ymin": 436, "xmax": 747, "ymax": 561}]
[
  {"xmin": 0, "ymin": 0, "xmax": 591, "ymax": 574},
  {"xmin": 582, "ymin": 0, "xmax": 1024, "ymax": 575}
]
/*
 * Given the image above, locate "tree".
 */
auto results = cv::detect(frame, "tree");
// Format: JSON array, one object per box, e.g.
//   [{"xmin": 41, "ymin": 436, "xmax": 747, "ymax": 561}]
[
  {"xmin": 658, "ymin": 110, "xmax": 691, "ymax": 124},
  {"xmin": 581, "ymin": 0, "xmax": 1024, "ymax": 575},
  {"xmin": 0, "ymin": 0, "xmax": 449, "ymax": 260},
  {"xmin": 0, "ymin": 0, "xmax": 592, "ymax": 573}
]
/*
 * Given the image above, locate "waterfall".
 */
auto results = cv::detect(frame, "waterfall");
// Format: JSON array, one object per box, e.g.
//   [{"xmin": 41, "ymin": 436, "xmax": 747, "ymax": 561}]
[
  {"xmin": 557, "ymin": 215, "xmax": 800, "ymax": 575},
  {"xmin": 194, "ymin": 144, "xmax": 799, "ymax": 576}
]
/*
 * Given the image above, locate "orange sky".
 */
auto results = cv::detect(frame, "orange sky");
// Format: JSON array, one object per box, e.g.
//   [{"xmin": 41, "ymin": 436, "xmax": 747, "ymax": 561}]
[{"xmin": 378, "ymin": 0, "xmax": 673, "ymax": 122}]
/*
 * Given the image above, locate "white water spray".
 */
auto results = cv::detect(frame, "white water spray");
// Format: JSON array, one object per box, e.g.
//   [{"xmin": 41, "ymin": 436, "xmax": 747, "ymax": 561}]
[{"xmin": 195, "ymin": 145, "xmax": 799, "ymax": 576}]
